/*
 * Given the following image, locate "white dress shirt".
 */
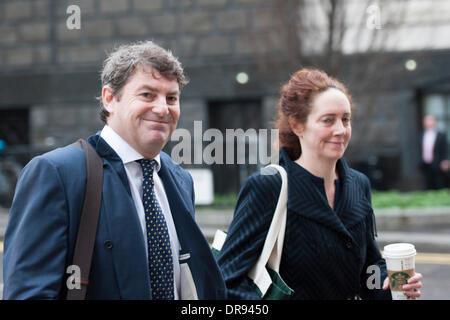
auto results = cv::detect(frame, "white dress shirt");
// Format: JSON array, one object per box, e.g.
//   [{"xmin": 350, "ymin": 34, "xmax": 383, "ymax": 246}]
[
  {"xmin": 423, "ymin": 129, "xmax": 437, "ymax": 164},
  {"xmin": 100, "ymin": 125, "xmax": 181, "ymax": 299}
]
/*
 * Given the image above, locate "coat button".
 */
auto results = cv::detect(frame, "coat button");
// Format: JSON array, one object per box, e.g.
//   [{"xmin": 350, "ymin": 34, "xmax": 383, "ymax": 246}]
[
  {"xmin": 104, "ymin": 240, "xmax": 113, "ymax": 249},
  {"xmin": 345, "ymin": 241, "xmax": 352, "ymax": 249}
]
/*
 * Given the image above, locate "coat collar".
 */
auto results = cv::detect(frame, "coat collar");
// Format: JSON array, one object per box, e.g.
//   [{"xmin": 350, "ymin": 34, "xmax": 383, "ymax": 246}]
[
  {"xmin": 279, "ymin": 147, "xmax": 367, "ymax": 238},
  {"xmin": 88, "ymin": 133, "xmax": 132, "ymax": 196}
]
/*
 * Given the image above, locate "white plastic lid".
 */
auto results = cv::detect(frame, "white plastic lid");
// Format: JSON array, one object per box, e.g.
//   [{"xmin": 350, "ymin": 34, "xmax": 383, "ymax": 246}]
[{"xmin": 383, "ymin": 243, "xmax": 416, "ymax": 259}]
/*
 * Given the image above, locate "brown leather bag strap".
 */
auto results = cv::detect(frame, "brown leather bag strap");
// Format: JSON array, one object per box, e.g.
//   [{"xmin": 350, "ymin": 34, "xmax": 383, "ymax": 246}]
[{"xmin": 66, "ymin": 139, "xmax": 103, "ymax": 300}]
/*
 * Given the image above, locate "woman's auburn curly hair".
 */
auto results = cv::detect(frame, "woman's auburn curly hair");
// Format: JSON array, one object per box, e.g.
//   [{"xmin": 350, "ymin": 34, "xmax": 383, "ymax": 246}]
[{"xmin": 275, "ymin": 68, "xmax": 353, "ymax": 160}]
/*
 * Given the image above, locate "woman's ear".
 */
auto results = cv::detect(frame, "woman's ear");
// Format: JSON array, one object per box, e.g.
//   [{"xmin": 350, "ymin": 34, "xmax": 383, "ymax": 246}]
[{"xmin": 288, "ymin": 117, "xmax": 303, "ymax": 138}]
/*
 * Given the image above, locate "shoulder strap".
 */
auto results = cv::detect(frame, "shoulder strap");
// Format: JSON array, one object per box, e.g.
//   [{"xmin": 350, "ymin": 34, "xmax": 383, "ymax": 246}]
[
  {"xmin": 265, "ymin": 164, "xmax": 288, "ymax": 271},
  {"xmin": 66, "ymin": 139, "xmax": 103, "ymax": 300},
  {"xmin": 248, "ymin": 164, "xmax": 288, "ymax": 296}
]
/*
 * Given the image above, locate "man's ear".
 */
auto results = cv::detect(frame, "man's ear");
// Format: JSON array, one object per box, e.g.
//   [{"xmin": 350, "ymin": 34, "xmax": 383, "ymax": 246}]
[
  {"xmin": 102, "ymin": 86, "xmax": 115, "ymax": 114},
  {"xmin": 288, "ymin": 117, "xmax": 303, "ymax": 138}
]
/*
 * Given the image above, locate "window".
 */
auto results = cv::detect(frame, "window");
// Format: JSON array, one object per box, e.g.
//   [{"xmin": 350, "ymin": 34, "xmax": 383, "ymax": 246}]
[
  {"xmin": 0, "ymin": 108, "xmax": 30, "ymax": 146},
  {"xmin": 208, "ymin": 99, "xmax": 262, "ymax": 194},
  {"xmin": 0, "ymin": 108, "xmax": 29, "ymax": 207}
]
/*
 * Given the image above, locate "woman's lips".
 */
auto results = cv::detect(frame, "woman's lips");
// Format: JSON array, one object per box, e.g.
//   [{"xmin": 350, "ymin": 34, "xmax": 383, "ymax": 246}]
[{"xmin": 327, "ymin": 141, "xmax": 344, "ymax": 147}]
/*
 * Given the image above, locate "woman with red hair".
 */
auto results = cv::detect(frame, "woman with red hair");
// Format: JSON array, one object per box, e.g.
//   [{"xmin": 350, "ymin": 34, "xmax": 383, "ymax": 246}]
[{"xmin": 218, "ymin": 68, "xmax": 423, "ymax": 300}]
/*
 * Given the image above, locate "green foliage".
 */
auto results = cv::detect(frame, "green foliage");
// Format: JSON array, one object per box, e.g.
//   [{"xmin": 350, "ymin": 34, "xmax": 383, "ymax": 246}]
[
  {"xmin": 371, "ymin": 189, "xmax": 450, "ymax": 208},
  {"xmin": 195, "ymin": 193, "xmax": 238, "ymax": 211},
  {"xmin": 200, "ymin": 189, "xmax": 450, "ymax": 209},
  {"xmin": 212, "ymin": 193, "xmax": 238, "ymax": 208},
  {"xmin": 199, "ymin": 189, "xmax": 450, "ymax": 210}
]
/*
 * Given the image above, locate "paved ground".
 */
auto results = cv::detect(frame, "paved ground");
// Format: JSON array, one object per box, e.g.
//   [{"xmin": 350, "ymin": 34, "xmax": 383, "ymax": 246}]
[
  {"xmin": 1, "ymin": 206, "xmax": 450, "ymax": 300},
  {"xmin": 195, "ymin": 207, "xmax": 450, "ymax": 252},
  {"xmin": 414, "ymin": 263, "xmax": 450, "ymax": 300}
]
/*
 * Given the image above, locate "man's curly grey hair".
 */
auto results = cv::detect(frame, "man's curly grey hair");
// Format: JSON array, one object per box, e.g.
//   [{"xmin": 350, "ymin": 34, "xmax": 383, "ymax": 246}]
[{"xmin": 98, "ymin": 41, "xmax": 188, "ymax": 123}]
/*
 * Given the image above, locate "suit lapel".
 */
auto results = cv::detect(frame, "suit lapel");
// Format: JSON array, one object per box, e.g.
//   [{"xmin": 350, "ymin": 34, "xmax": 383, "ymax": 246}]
[
  {"xmin": 159, "ymin": 153, "xmax": 225, "ymax": 299},
  {"xmin": 91, "ymin": 135, "xmax": 132, "ymax": 196},
  {"xmin": 334, "ymin": 159, "xmax": 368, "ymax": 229},
  {"xmin": 158, "ymin": 153, "xmax": 198, "ymax": 250},
  {"xmin": 87, "ymin": 134, "xmax": 151, "ymax": 299}
]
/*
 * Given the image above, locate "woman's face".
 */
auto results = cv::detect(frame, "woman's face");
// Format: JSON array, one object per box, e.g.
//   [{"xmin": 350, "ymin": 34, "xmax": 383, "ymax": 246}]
[{"xmin": 293, "ymin": 88, "xmax": 352, "ymax": 162}]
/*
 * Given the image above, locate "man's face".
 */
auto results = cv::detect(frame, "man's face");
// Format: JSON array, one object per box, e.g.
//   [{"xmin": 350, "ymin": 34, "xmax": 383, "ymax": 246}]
[
  {"xmin": 103, "ymin": 66, "xmax": 180, "ymax": 159},
  {"xmin": 423, "ymin": 115, "xmax": 436, "ymax": 131}
]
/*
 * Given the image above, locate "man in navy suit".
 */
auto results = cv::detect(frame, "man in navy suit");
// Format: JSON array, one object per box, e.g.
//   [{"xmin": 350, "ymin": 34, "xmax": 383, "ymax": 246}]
[
  {"xmin": 3, "ymin": 41, "xmax": 226, "ymax": 300},
  {"xmin": 421, "ymin": 115, "xmax": 448, "ymax": 190}
]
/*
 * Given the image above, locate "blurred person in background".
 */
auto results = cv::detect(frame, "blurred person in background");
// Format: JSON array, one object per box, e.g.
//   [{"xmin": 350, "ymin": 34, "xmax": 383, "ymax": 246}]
[{"xmin": 420, "ymin": 115, "xmax": 448, "ymax": 190}]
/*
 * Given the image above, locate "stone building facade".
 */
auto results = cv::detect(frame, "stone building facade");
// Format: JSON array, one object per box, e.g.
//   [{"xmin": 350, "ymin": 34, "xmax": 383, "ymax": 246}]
[{"xmin": 1, "ymin": 0, "xmax": 449, "ymax": 199}]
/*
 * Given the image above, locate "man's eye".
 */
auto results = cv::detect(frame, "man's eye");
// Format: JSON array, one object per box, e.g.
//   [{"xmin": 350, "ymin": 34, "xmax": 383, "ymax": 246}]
[
  {"xmin": 141, "ymin": 92, "xmax": 153, "ymax": 99},
  {"xmin": 167, "ymin": 96, "xmax": 178, "ymax": 103}
]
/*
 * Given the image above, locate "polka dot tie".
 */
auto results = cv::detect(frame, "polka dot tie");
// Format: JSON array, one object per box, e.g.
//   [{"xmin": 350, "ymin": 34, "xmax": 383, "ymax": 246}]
[{"xmin": 138, "ymin": 159, "xmax": 174, "ymax": 300}]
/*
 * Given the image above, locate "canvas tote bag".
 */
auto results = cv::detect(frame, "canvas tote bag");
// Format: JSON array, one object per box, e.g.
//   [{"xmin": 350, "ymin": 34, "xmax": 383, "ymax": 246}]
[{"xmin": 212, "ymin": 164, "xmax": 294, "ymax": 299}]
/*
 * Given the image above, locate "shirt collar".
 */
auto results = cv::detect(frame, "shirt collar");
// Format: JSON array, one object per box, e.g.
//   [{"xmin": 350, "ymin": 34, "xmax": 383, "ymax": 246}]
[{"xmin": 100, "ymin": 125, "xmax": 161, "ymax": 171}]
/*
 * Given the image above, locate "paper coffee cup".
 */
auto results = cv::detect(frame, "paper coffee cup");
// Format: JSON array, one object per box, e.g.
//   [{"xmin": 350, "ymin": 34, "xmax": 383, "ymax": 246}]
[{"xmin": 383, "ymin": 243, "xmax": 416, "ymax": 300}]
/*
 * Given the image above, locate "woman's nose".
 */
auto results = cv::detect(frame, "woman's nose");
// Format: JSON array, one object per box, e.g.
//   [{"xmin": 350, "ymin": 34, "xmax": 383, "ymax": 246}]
[{"xmin": 333, "ymin": 120, "xmax": 346, "ymax": 135}]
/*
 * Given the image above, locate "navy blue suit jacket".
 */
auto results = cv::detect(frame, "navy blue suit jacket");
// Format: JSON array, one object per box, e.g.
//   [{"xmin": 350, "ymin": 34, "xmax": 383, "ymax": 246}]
[
  {"xmin": 218, "ymin": 148, "xmax": 391, "ymax": 300},
  {"xmin": 421, "ymin": 131, "xmax": 448, "ymax": 170},
  {"xmin": 3, "ymin": 134, "xmax": 226, "ymax": 299}
]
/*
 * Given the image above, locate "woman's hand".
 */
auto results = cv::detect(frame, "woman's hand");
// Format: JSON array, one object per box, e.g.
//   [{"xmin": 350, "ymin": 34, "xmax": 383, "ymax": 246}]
[{"xmin": 382, "ymin": 273, "xmax": 423, "ymax": 300}]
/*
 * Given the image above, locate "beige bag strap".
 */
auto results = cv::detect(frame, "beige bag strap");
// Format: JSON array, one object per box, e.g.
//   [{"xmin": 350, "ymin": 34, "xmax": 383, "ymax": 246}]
[{"xmin": 248, "ymin": 164, "xmax": 288, "ymax": 296}]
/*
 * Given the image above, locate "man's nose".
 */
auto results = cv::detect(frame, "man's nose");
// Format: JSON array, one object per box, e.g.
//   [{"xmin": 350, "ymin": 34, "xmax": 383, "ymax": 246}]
[{"xmin": 152, "ymin": 96, "xmax": 169, "ymax": 116}]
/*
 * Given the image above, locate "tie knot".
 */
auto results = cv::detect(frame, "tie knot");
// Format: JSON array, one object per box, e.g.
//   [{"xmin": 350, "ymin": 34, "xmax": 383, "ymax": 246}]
[{"xmin": 138, "ymin": 159, "xmax": 157, "ymax": 177}]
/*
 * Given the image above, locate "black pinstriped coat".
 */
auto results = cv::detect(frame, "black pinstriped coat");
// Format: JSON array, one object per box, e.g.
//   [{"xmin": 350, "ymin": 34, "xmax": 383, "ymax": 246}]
[{"xmin": 217, "ymin": 148, "xmax": 392, "ymax": 300}]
